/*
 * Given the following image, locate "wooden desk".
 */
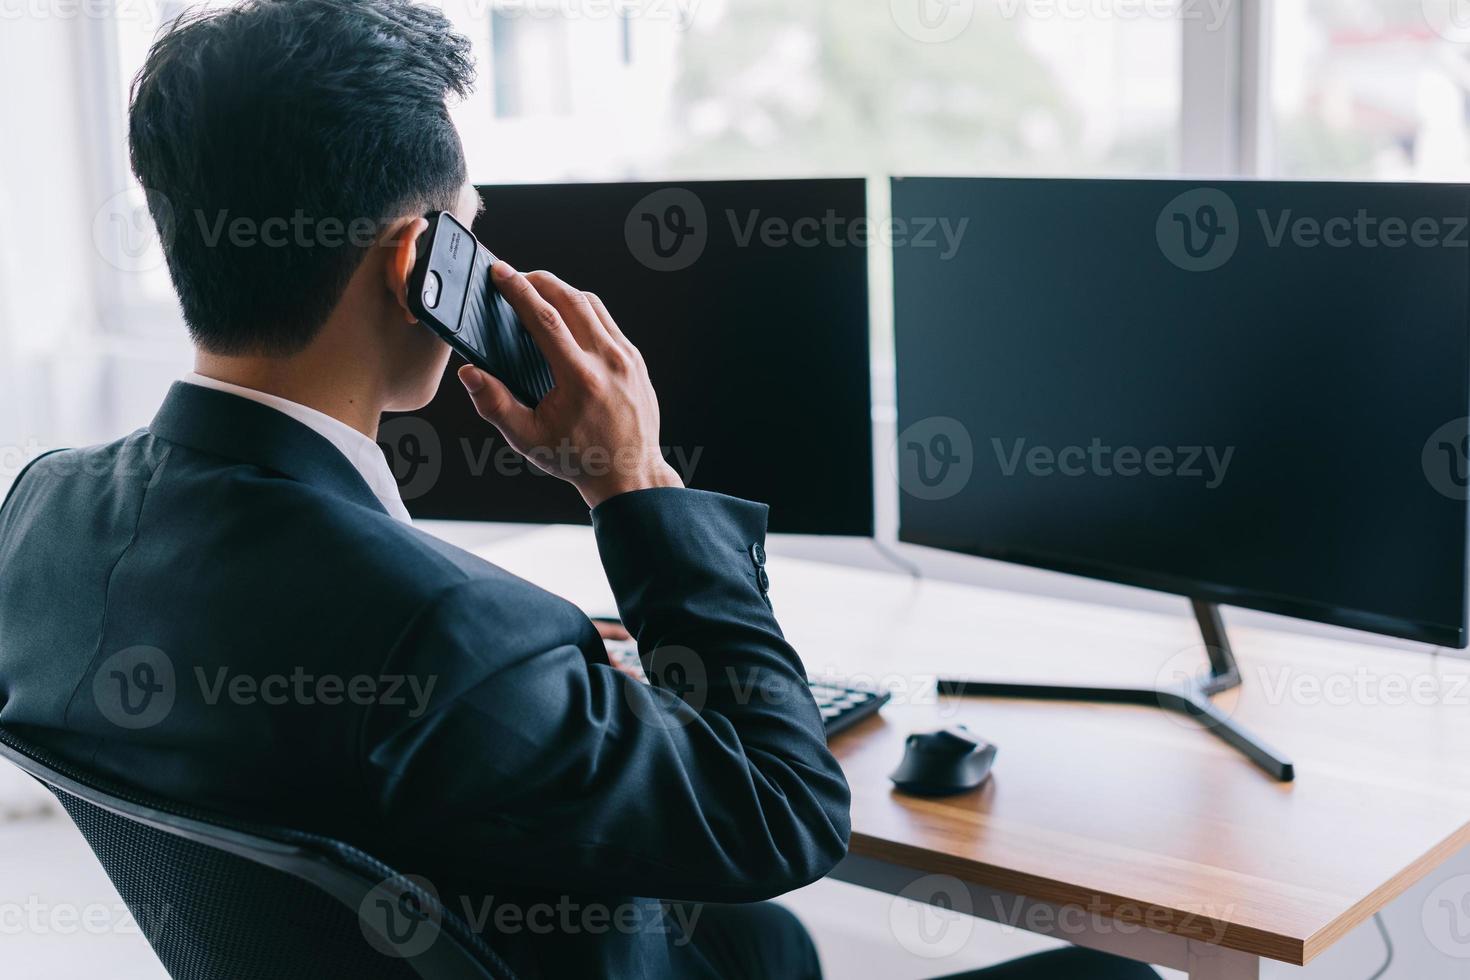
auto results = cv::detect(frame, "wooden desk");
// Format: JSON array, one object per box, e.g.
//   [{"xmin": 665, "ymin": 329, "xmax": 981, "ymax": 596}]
[{"xmin": 467, "ymin": 525, "xmax": 1470, "ymax": 980}]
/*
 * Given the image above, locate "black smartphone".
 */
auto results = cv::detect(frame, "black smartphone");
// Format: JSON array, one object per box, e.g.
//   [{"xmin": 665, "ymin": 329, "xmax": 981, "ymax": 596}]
[{"xmin": 406, "ymin": 211, "xmax": 554, "ymax": 407}]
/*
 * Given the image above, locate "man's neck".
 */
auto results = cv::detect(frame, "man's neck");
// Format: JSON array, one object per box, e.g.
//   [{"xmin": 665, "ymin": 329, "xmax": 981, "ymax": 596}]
[{"xmin": 192, "ymin": 352, "xmax": 385, "ymax": 439}]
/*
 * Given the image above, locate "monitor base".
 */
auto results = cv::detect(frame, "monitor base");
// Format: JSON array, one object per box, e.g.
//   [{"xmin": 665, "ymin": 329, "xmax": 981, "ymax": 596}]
[{"xmin": 937, "ymin": 600, "xmax": 1295, "ymax": 782}]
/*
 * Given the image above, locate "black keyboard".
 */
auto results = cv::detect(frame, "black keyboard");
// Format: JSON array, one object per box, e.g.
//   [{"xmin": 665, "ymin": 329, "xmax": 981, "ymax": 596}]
[
  {"xmin": 807, "ymin": 680, "xmax": 892, "ymax": 736},
  {"xmin": 605, "ymin": 639, "xmax": 889, "ymax": 737}
]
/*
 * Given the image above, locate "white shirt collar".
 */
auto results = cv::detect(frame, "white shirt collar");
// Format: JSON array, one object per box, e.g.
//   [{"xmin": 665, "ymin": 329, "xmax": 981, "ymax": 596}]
[{"xmin": 181, "ymin": 372, "xmax": 412, "ymax": 523}]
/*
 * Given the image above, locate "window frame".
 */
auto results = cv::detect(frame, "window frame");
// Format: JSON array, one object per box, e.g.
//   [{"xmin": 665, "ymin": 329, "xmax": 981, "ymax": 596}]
[{"xmin": 1179, "ymin": 0, "xmax": 1270, "ymax": 177}]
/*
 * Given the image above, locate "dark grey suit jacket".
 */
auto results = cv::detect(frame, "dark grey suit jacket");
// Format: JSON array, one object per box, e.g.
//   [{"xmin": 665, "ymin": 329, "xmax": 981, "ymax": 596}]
[{"xmin": 0, "ymin": 382, "xmax": 851, "ymax": 978}]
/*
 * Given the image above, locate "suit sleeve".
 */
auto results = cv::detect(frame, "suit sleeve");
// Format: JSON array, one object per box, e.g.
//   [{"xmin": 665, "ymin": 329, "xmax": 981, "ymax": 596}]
[{"xmin": 359, "ymin": 488, "xmax": 851, "ymax": 902}]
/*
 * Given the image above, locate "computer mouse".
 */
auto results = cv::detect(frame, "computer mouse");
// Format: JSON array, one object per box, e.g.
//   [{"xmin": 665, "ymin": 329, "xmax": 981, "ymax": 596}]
[{"xmin": 890, "ymin": 726, "xmax": 997, "ymax": 797}]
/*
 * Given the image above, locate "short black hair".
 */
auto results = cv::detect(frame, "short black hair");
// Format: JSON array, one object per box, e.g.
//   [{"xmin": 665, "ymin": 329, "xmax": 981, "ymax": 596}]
[{"xmin": 129, "ymin": 0, "xmax": 475, "ymax": 355}]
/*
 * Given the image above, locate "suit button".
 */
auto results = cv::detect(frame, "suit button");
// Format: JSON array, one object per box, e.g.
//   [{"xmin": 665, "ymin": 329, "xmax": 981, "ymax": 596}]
[
  {"xmin": 750, "ymin": 543, "xmax": 766, "ymax": 567},
  {"xmin": 756, "ymin": 567, "xmax": 770, "ymax": 593}
]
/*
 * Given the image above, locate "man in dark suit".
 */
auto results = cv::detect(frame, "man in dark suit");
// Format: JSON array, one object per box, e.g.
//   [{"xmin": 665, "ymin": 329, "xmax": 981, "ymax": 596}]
[
  {"xmin": 0, "ymin": 2, "xmax": 842, "ymax": 976},
  {"xmin": 0, "ymin": 2, "xmax": 1157, "ymax": 978}
]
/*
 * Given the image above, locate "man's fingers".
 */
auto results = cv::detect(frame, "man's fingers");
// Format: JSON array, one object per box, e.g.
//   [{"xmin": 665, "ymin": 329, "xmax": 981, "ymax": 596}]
[
  {"xmin": 459, "ymin": 365, "xmax": 536, "ymax": 449},
  {"xmin": 585, "ymin": 292, "xmax": 641, "ymax": 360},
  {"xmin": 492, "ymin": 262, "xmax": 586, "ymax": 374},
  {"xmin": 526, "ymin": 271, "xmax": 615, "ymax": 353},
  {"xmin": 593, "ymin": 619, "xmax": 633, "ymax": 642}
]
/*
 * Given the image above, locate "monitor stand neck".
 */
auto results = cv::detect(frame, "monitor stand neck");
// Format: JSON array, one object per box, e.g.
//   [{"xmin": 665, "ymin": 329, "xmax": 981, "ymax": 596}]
[
  {"xmin": 938, "ymin": 600, "xmax": 1294, "ymax": 782},
  {"xmin": 1193, "ymin": 598, "xmax": 1242, "ymax": 695}
]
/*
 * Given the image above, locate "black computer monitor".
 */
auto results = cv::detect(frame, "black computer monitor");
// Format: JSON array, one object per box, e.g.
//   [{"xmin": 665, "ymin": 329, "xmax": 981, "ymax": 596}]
[
  {"xmin": 388, "ymin": 179, "xmax": 874, "ymax": 536},
  {"xmin": 894, "ymin": 177, "xmax": 1470, "ymax": 649}
]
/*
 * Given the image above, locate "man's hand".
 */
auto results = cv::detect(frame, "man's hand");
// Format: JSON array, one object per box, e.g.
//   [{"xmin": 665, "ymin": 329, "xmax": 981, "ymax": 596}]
[
  {"xmin": 592, "ymin": 619, "xmax": 633, "ymax": 643},
  {"xmin": 458, "ymin": 262, "xmax": 683, "ymax": 508},
  {"xmin": 593, "ymin": 618, "xmax": 646, "ymax": 681}
]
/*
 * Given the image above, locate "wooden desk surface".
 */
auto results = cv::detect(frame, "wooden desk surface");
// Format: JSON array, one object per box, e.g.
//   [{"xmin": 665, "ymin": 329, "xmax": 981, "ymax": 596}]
[{"xmin": 470, "ymin": 525, "xmax": 1470, "ymax": 967}]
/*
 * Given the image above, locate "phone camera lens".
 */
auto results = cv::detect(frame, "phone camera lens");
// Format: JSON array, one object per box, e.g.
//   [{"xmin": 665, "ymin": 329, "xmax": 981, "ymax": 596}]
[{"xmin": 422, "ymin": 271, "xmax": 442, "ymax": 309}]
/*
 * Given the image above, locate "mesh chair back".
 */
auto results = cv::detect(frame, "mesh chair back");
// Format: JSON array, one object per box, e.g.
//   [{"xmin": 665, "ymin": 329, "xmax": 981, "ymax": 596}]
[{"xmin": 0, "ymin": 728, "xmax": 514, "ymax": 980}]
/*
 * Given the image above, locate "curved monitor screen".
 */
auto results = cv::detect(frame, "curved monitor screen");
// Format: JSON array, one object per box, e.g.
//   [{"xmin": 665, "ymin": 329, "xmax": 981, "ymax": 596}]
[
  {"xmin": 388, "ymin": 179, "xmax": 874, "ymax": 536},
  {"xmin": 894, "ymin": 177, "xmax": 1470, "ymax": 647}
]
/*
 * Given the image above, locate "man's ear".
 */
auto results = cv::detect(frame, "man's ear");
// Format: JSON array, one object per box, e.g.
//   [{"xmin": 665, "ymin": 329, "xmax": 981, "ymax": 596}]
[{"xmin": 385, "ymin": 216, "xmax": 430, "ymax": 324}]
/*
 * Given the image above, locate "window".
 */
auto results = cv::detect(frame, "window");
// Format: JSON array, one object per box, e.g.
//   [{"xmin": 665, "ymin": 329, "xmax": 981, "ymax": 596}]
[
  {"xmin": 447, "ymin": 1, "xmax": 681, "ymax": 183},
  {"xmin": 1270, "ymin": 0, "xmax": 1470, "ymax": 178},
  {"xmin": 98, "ymin": 0, "xmax": 236, "ymax": 330},
  {"xmin": 93, "ymin": 2, "xmax": 1188, "ymax": 242},
  {"xmin": 449, "ymin": 0, "xmax": 1183, "ymax": 182},
  {"xmin": 490, "ymin": 9, "xmax": 575, "ymax": 118}
]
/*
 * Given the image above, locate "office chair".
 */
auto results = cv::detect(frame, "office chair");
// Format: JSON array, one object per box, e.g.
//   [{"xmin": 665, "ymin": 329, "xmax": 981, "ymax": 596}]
[{"xmin": 0, "ymin": 727, "xmax": 516, "ymax": 980}]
